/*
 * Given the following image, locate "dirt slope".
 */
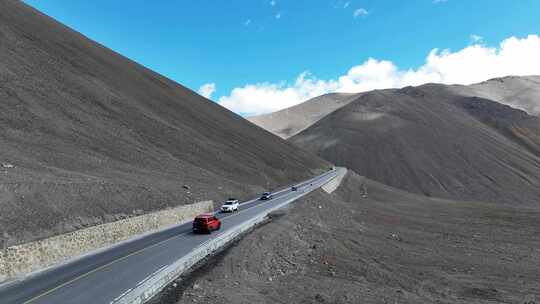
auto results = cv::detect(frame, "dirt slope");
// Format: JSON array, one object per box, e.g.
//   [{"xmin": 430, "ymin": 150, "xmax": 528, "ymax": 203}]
[
  {"xmin": 0, "ymin": 0, "xmax": 328, "ymax": 244},
  {"xmin": 169, "ymin": 171, "xmax": 540, "ymax": 304},
  {"xmin": 289, "ymin": 85, "xmax": 540, "ymax": 206},
  {"xmin": 248, "ymin": 76, "xmax": 540, "ymax": 142},
  {"xmin": 247, "ymin": 93, "xmax": 358, "ymax": 139},
  {"xmin": 452, "ymin": 75, "xmax": 540, "ymax": 116}
]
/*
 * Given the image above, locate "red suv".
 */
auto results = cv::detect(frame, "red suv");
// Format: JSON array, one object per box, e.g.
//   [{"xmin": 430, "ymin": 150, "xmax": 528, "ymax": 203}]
[{"xmin": 192, "ymin": 214, "xmax": 221, "ymax": 234}]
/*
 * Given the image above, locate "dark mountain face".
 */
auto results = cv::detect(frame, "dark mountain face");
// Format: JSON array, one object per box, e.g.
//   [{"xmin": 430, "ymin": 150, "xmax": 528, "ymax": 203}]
[
  {"xmin": 249, "ymin": 76, "xmax": 540, "ymax": 142},
  {"xmin": 449, "ymin": 95, "xmax": 540, "ymax": 159},
  {"xmin": 290, "ymin": 85, "xmax": 540, "ymax": 206},
  {"xmin": 0, "ymin": 0, "xmax": 327, "ymax": 244},
  {"xmin": 454, "ymin": 75, "xmax": 540, "ymax": 116}
]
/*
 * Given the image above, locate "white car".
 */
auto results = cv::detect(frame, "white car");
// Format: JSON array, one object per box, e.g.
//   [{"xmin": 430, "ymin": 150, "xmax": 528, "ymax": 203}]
[{"xmin": 221, "ymin": 198, "xmax": 239, "ymax": 212}]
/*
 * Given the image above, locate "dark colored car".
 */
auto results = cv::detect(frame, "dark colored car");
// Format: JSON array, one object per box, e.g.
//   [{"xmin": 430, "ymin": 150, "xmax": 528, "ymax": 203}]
[
  {"xmin": 260, "ymin": 192, "xmax": 273, "ymax": 200},
  {"xmin": 291, "ymin": 186, "xmax": 298, "ymax": 191},
  {"xmin": 192, "ymin": 214, "xmax": 221, "ymax": 234}
]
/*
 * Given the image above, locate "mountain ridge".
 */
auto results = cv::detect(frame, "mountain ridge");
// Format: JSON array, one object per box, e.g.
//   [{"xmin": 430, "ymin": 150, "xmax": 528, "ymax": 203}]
[
  {"xmin": 287, "ymin": 83, "xmax": 540, "ymax": 206},
  {"xmin": 248, "ymin": 75, "xmax": 540, "ymax": 140},
  {"xmin": 0, "ymin": 0, "xmax": 328, "ymax": 244}
]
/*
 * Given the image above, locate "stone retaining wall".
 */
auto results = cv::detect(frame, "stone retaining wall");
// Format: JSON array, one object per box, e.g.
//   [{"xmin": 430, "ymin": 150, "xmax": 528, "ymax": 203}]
[{"xmin": 0, "ymin": 201, "xmax": 213, "ymax": 282}]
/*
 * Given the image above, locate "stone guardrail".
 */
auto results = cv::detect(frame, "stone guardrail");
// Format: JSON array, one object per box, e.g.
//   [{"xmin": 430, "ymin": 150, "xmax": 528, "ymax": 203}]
[
  {"xmin": 322, "ymin": 167, "xmax": 347, "ymax": 194},
  {"xmin": 112, "ymin": 171, "xmax": 338, "ymax": 304}
]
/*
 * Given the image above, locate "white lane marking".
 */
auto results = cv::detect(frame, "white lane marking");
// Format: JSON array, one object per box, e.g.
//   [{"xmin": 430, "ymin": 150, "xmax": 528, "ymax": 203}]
[
  {"xmin": 214, "ymin": 170, "xmax": 334, "ymax": 214},
  {"xmin": 26, "ymin": 171, "xmax": 338, "ymax": 304},
  {"xmin": 193, "ymin": 176, "xmax": 329, "ymax": 250}
]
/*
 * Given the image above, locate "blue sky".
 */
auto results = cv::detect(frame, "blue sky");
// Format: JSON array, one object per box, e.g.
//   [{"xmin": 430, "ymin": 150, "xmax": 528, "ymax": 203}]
[{"xmin": 23, "ymin": 1, "xmax": 540, "ymax": 115}]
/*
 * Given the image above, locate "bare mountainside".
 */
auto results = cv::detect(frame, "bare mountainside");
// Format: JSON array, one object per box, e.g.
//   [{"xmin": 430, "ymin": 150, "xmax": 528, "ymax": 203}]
[
  {"xmin": 290, "ymin": 85, "xmax": 540, "ymax": 206},
  {"xmin": 454, "ymin": 75, "xmax": 540, "ymax": 116},
  {"xmin": 248, "ymin": 93, "xmax": 358, "ymax": 138},
  {"xmin": 0, "ymin": 1, "xmax": 328, "ymax": 244},
  {"xmin": 249, "ymin": 76, "xmax": 540, "ymax": 141},
  {"xmin": 170, "ymin": 172, "xmax": 540, "ymax": 304}
]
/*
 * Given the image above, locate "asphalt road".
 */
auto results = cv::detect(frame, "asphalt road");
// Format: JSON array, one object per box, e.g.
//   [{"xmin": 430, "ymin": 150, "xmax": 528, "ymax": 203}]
[{"xmin": 0, "ymin": 170, "xmax": 337, "ymax": 304}]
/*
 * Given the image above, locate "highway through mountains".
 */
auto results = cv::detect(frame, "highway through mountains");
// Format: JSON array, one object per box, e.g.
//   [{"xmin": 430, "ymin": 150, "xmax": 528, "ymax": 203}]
[{"xmin": 0, "ymin": 170, "xmax": 338, "ymax": 304}]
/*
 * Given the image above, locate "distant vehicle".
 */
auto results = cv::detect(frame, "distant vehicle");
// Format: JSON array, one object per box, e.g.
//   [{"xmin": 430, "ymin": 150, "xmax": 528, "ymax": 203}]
[
  {"xmin": 260, "ymin": 192, "xmax": 273, "ymax": 200},
  {"xmin": 221, "ymin": 198, "xmax": 239, "ymax": 212},
  {"xmin": 291, "ymin": 186, "xmax": 297, "ymax": 191},
  {"xmin": 192, "ymin": 214, "xmax": 221, "ymax": 234}
]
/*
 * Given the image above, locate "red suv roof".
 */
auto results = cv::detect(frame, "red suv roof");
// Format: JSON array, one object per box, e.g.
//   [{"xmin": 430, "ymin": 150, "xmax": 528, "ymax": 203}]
[{"xmin": 195, "ymin": 213, "xmax": 214, "ymax": 219}]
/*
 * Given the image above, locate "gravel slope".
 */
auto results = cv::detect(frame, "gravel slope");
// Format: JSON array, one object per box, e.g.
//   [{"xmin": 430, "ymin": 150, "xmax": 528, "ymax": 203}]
[
  {"xmin": 453, "ymin": 75, "xmax": 540, "ymax": 116},
  {"xmin": 289, "ymin": 85, "xmax": 540, "ymax": 206},
  {"xmin": 0, "ymin": 0, "xmax": 328, "ymax": 245},
  {"xmin": 249, "ymin": 77, "xmax": 540, "ymax": 207},
  {"xmin": 248, "ymin": 93, "xmax": 358, "ymax": 139},
  {"xmin": 248, "ymin": 76, "xmax": 540, "ymax": 142},
  {"xmin": 169, "ymin": 171, "xmax": 540, "ymax": 304}
]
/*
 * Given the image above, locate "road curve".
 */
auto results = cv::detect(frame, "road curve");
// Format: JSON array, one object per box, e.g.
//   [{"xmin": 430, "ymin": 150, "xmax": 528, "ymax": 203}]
[{"xmin": 0, "ymin": 170, "xmax": 337, "ymax": 304}]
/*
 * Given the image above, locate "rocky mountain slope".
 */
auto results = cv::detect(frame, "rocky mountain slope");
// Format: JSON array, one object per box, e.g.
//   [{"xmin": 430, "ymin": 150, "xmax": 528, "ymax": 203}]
[
  {"xmin": 289, "ymin": 84, "xmax": 540, "ymax": 206},
  {"xmin": 248, "ymin": 93, "xmax": 358, "ymax": 139},
  {"xmin": 249, "ymin": 76, "xmax": 540, "ymax": 141},
  {"xmin": 165, "ymin": 171, "xmax": 540, "ymax": 304},
  {"xmin": 454, "ymin": 75, "xmax": 540, "ymax": 116},
  {"xmin": 0, "ymin": 0, "xmax": 328, "ymax": 244}
]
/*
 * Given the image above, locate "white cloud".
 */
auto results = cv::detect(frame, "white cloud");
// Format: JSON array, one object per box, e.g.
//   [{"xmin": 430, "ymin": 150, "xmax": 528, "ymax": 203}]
[
  {"xmin": 470, "ymin": 34, "xmax": 483, "ymax": 44},
  {"xmin": 343, "ymin": 1, "xmax": 350, "ymax": 8},
  {"xmin": 244, "ymin": 19, "xmax": 251, "ymax": 26},
  {"xmin": 219, "ymin": 73, "xmax": 337, "ymax": 115},
  {"xmin": 275, "ymin": 12, "xmax": 281, "ymax": 19},
  {"xmin": 353, "ymin": 8, "xmax": 369, "ymax": 18},
  {"xmin": 218, "ymin": 35, "xmax": 540, "ymax": 115},
  {"xmin": 198, "ymin": 83, "xmax": 216, "ymax": 99},
  {"xmin": 270, "ymin": 0, "xmax": 276, "ymax": 6}
]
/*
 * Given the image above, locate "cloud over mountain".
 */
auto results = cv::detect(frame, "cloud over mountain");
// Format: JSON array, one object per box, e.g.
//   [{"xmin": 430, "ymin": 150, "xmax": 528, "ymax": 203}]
[
  {"xmin": 219, "ymin": 35, "xmax": 540, "ymax": 115},
  {"xmin": 198, "ymin": 83, "xmax": 216, "ymax": 99}
]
